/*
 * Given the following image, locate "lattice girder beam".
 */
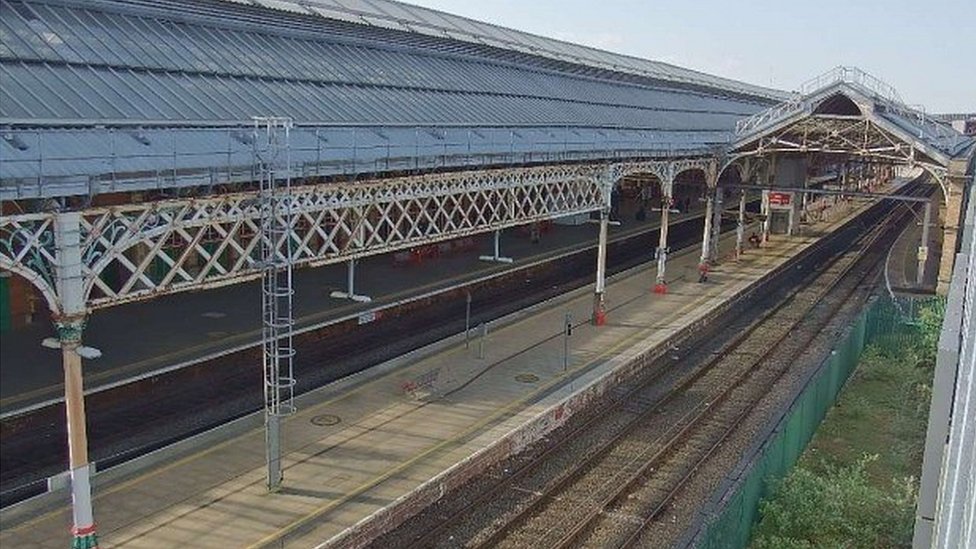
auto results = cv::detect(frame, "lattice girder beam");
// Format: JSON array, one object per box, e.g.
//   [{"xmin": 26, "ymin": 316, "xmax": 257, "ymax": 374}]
[
  {"xmin": 1, "ymin": 163, "xmax": 626, "ymax": 313},
  {"xmin": 730, "ymin": 116, "xmax": 950, "ymax": 188}
]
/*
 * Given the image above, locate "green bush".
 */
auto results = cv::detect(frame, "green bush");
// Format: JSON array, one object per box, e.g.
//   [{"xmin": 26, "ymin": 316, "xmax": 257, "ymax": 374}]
[
  {"xmin": 916, "ymin": 301, "xmax": 944, "ymax": 361},
  {"xmin": 751, "ymin": 455, "xmax": 916, "ymax": 549},
  {"xmin": 739, "ymin": 298, "xmax": 946, "ymax": 549}
]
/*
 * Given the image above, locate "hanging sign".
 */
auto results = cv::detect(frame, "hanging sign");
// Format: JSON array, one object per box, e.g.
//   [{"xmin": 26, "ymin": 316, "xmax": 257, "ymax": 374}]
[{"xmin": 768, "ymin": 192, "xmax": 793, "ymax": 206}]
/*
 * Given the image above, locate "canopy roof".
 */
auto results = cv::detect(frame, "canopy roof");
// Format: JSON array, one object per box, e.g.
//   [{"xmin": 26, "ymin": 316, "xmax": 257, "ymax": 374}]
[
  {"xmin": 731, "ymin": 67, "xmax": 974, "ymax": 172},
  {"xmin": 0, "ymin": 0, "xmax": 782, "ymax": 198}
]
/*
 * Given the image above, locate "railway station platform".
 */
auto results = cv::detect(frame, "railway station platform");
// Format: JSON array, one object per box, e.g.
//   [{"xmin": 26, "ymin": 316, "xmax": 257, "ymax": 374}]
[
  {"xmin": 884, "ymin": 206, "xmax": 941, "ymax": 294},
  {"xmin": 0, "ymin": 198, "xmax": 875, "ymax": 548},
  {"xmin": 0, "ymin": 196, "xmax": 704, "ymax": 416}
]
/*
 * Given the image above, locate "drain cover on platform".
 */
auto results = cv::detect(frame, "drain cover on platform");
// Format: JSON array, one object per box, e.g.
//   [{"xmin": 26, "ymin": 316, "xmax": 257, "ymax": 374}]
[
  {"xmin": 515, "ymin": 373, "xmax": 540, "ymax": 384},
  {"xmin": 311, "ymin": 414, "xmax": 341, "ymax": 426}
]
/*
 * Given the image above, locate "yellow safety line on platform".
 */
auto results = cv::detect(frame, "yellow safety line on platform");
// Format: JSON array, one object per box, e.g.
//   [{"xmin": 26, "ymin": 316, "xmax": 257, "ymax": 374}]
[
  {"xmin": 246, "ymin": 292, "xmax": 711, "ymax": 548},
  {"xmin": 0, "ymin": 213, "xmax": 689, "ymax": 411},
  {"xmin": 7, "ymin": 212, "xmax": 742, "ymax": 545},
  {"xmin": 5, "ymin": 274, "xmax": 708, "ymax": 540}
]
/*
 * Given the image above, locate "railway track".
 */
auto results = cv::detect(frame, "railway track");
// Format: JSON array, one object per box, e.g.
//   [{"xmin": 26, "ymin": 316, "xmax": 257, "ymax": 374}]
[
  {"xmin": 393, "ymin": 184, "xmax": 925, "ymax": 549},
  {"xmin": 2, "ymin": 209, "xmax": 743, "ymax": 507}
]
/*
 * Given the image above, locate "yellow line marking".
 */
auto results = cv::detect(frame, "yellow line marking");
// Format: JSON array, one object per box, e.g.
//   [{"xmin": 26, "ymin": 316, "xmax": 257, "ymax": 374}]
[
  {"xmin": 5, "ymin": 241, "xmax": 712, "ymax": 539},
  {"xmin": 5, "ymin": 227, "xmax": 695, "ymax": 534},
  {"xmin": 248, "ymin": 295, "xmax": 711, "ymax": 548},
  {"xmin": 1, "ymin": 215, "xmax": 685, "ymax": 410},
  {"xmin": 9, "ymin": 210, "xmax": 792, "ymax": 542}
]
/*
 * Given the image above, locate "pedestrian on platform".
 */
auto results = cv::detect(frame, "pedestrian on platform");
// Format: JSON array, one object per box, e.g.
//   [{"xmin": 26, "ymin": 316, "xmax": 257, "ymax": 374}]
[
  {"xmin": 698, "ymin": 262, "xmax": 709, "ymax": 283},
  {"xmin": 748, "ymin": 232, "xmax": 761, "ymax": 248}
]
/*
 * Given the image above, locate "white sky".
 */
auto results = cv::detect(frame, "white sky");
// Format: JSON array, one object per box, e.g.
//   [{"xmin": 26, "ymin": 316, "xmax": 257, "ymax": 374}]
[{"xmin": 404, "ymin": 0, "xmax": 975, "ymax": 113}]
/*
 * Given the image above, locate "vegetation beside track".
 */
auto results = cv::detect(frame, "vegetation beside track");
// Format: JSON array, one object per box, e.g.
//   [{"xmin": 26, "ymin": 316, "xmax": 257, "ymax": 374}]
[{"xmin": 749, "ymin": 301, "xmax": 944, "ymax": 549}]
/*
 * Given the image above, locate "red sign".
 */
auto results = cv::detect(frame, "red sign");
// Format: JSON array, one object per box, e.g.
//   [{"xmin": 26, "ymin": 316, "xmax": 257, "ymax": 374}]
[{"xmin": 768, "ymin": 192, "xmax": 792, "ymax": 206}]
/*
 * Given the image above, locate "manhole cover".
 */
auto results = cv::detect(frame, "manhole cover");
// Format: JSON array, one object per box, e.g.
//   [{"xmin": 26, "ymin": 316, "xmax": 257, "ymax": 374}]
[
  {"xmin": 515, "ymin": 373, "xmax": 540, "ymax": 384},
  {"xmin": 311, "ymin": 414, "xmax": 341, "ymax": 427}
]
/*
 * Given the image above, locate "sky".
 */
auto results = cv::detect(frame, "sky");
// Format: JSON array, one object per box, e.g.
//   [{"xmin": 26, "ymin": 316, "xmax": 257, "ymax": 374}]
[{"xmin": 403, "ymin": 0, "xmax": 975, "ymax": 113}]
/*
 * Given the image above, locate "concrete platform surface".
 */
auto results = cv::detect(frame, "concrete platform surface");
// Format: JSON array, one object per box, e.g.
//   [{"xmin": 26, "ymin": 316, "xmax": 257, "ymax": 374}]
[
  {"xmin": 1, "ymin": 205, "xmax": 706, "ymax": 415},
  {"xmin": 0, "ymin": 199, "xmax": 871, "ymax": 548}
]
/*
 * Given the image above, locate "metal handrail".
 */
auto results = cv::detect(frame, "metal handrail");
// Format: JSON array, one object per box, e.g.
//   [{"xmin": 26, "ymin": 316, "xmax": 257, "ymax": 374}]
[
  {"xmin": 734, "ymin": 66, "xmax": 965, "ymax": 147},
  {"xmin": 0, "ymin": 124, "xmax": 720, "ymax": 199}
]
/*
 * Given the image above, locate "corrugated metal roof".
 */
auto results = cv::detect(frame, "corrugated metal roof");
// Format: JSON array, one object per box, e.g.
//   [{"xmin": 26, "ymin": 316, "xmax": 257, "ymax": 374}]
[
  {"xmin": 0, "ymin": 0, "xmax": 784, "ymax": 198},
  {"xmin": 225, "ymin": 0, "xmax": 786, "ymax": 101},
  {"xmin": 731, "ymin": 68, "xmax": 975, "ymax": 161},
  {"xmin": 0, "ymin": 0, "xmax": 773, "ymax": 128},
  {"xmin": 876, "ymin": 108, "xmax": 974, "ymax": 159}
]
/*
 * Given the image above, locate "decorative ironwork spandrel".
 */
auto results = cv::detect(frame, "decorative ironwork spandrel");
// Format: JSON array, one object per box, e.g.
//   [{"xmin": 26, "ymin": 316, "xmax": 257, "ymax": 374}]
[
  {"xmin": 2, "ymin": 163, "xmax": 608, "ymax": 312},
  {"xmin": 0, "ymin": 214, "xmax": 57, "ymax": 291}
]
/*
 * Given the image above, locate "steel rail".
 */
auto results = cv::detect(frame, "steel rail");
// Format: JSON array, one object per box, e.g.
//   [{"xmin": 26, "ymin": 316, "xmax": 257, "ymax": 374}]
[
  {"xmin": 404, "ymin": 182, "xmax": 922, "ymax": 549},
  {"xmin": 547, "ymin": 192, "xmax": 914, "ymax": 549},
  {"xmin": 505, "ymin": 186, "xmax": 922, "ymax": 548},
  {"xmin": 610, "ymin": 189, "xmax": 925, "ymax": 549}
]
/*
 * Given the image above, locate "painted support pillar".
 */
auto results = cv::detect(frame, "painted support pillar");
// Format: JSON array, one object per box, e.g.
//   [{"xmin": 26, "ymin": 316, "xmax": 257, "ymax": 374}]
[
  {"xmin": 479, "ymin": 229, "xmax": 513, "ymax": 263},
  {"xmin": 763, "ymin": 156, "xmax": 777, "ymax": 244},
  {"xmin": 332, "ymin": 205, "xmax": 371, "ymax": 302},
  {"xmin": 787, "ymin": 197, "xmax": 796, "ymax": 236},
  {"xmin": 330, "ymin": 259, "xmax": 371, "ymax": 303},
  {"xmin": 54, "ymin": 212, "xmax": 99, "ymax": 549},
  {"xmin": 655, "ymin": 176, "xmax": 674, "ymax": 294},
  {"xmin": 592, "ymin": 207, "xmax": 609, "ymax": 326},
  {"xmin": 735, "ymin": 189, "xmax": 747, "ymax": 260},
  {"xmin": 917, "ymin": 201, "xmax": 932, "ymax": 287},
  {"xmin": 761, "ymin": 190, "xmax": 771, "ymax": 243},
  {"xmin": 700, "ymin": 188, "xmax": 714, "ymax": 270},
  {"xmin": 710, "ymin": 187, "xmax": 723, "ymax": 263}
]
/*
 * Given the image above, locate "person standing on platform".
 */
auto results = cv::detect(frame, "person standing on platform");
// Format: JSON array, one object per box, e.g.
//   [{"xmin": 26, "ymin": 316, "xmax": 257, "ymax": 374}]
[{"xmin": 698, "ymin": 262, "xmax": 709, "ymax": 283}]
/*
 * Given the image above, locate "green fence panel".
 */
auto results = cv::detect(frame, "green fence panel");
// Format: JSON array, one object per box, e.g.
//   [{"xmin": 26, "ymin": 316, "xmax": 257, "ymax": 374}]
[{"xmin": 697, "ymin": 295, "xmax": 945, "ymax": 548}]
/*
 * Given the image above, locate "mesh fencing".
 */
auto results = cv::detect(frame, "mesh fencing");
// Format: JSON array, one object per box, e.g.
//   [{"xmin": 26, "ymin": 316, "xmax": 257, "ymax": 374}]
[{"xmin": 696, "ymin": 294, "xmax": 944, "ymax": 549}]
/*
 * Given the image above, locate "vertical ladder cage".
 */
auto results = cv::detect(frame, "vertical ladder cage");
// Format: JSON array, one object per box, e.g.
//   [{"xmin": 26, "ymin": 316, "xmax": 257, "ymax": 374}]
[{"xmin": 253, "ymin": 116, "xmax": 297, "ymax": 491}]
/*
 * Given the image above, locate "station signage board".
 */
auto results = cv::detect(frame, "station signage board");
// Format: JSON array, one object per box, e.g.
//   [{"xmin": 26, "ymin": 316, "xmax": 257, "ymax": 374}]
[{"xmin": 768, "ymin": 192, "xmax": 793, "ymax": 207}]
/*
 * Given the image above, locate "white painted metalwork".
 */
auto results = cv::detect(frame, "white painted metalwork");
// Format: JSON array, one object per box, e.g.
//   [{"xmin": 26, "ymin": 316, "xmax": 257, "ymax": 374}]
[
  {"xmin": 735, "ymin": 66, "xmax": 901, "ymax": 135},
  {"xmin": 479, "ymin": 230, "xmax": 513, "ymax": 264},
  {"xmin": 734, "ymin": 67, "xmax": 969, "ymax": 155},
  {"xmin": 732, "ymin": 114, "xmax": 952, "ymax": 197},
  {"xmin": 330, "ymin": 260, "xmax": 372, "ymax": 303},
  {"xmin": 592, "ymin": 170, "xmax": 613, "ymax": 324},
  {"xmin": 1, "ymin": 163, "xmax": 619, "ymax": 316},
  {"xmin": 52, "ymin": 211, "xmax": 99, "ymax": 549},
  {"xmin": 734, "ymin": 95, "xmax": 805, "ymax": 138},
  {"xmin": 0, "ymin": 156, "xmax": 728, "ymax": 319},
  {"xmin": 253, "ymin": 116, "xmax": 297, "ymax": 491},
  {"xmin": 610, "ymin": 157, "xmax": 717, "ymax": 188}
]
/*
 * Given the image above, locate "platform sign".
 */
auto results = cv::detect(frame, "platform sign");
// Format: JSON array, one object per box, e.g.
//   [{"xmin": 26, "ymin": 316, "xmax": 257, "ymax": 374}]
[{"xmin": 768, "ymin": 192, "xmax": 793, "ymax": 206}]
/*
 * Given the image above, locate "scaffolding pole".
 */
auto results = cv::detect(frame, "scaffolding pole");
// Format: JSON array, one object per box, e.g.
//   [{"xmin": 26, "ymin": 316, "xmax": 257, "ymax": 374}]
[{"xmin": 254, "ymin": 116, "xmax": 296, "ymax": 492}]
